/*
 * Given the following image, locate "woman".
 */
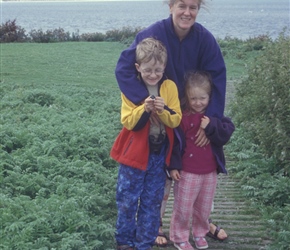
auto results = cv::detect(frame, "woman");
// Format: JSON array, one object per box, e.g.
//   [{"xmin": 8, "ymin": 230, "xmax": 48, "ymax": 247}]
[{"xmin": 115, "ymin": 0, "xmax": 228, "ymax": 247}]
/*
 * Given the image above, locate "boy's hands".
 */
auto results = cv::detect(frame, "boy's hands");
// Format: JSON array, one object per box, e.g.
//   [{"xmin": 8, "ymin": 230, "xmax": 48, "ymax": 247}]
[
  {"xmin": 170, "ymin": 170, "xmax": 181, "ymax": 181},
  {"xmin": 153, "ymin": 96, "xmax": 165, "ymax": 113},
  {"xmin": 144, "ymin": 96, "xmax": 155, "ymax": 113},
  {"xmin": 144, "ymin": 95, "xmax": 165, "ymax": 113}
]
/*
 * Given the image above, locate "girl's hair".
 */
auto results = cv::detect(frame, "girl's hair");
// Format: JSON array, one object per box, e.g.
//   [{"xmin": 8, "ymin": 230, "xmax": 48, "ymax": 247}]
[
  {"xmin": 163, "ymin": 0, "xmax": 206, "ymax": 9},
  {"xmin": 136, "ymin": 37, "xmax": 167, "ymax": 66},
  {"xmin": 181, "ymin": 71, "xmax": 212, "ymax": 111}
]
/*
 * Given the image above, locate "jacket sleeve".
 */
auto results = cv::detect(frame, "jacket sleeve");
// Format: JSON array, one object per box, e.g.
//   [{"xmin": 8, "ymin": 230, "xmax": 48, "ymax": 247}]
[
  {"xmin": 120, "ymin": 93, "xmax": 150, "ymax": 131},
  {"xmin": 198, "ymin": 27, "xmax": 226, "ymax": 119},
  {"xmin": 115, "ymin": 33, "xmax": 149, "ymax": 105},
  {"xmin": 167, "ymin": 126, "xmax": 185, "ymax": 171},
  {"xmin": 205, "ymin": 116, "xmax": 235, "ymax": 146},
  {"xmin": 158, "ymin": 80, "xmax": 182, "ymax": 128}
]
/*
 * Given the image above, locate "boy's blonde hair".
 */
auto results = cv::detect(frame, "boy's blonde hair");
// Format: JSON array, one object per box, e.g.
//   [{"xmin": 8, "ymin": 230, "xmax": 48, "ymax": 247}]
[{"xmin": 136, "ymin": 38, "xmax": 167, "ymax": 66}]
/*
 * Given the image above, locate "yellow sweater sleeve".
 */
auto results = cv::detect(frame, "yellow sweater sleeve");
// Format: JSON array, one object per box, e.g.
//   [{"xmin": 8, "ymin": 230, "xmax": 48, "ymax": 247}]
[
  {"xmin": 157, "ymin": 79, "xmax": 182, "ymax": 128},
  {"xmin": 120, "ymin": 93, "xmax": 147, "ymax": 130}
]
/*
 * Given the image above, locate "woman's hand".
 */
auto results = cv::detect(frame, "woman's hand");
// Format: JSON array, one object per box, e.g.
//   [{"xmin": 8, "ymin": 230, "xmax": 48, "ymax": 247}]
[{"xmin": 195, "ymin": 127, "xmax": 209, "ymax": 147}]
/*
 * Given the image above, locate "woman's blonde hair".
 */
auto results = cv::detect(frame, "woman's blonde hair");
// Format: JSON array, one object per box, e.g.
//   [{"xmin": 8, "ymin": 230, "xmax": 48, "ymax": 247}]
[
  {"xmin": 163, "ymin": 0, "xmax": 206, "ymax": 9},
  {"xmin": 136, "ymin": 37, "xmax": 167, "ymax": 66}
]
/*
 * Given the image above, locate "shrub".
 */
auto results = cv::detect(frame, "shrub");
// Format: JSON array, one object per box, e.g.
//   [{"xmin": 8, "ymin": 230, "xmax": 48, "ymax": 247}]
[
  {"xmin": 80, "ymin": 32, "xmax": 105, "ymax": 42},
  {"xmin": 1, "ymin": 19, "xmax": 143, "ymax": 43},
  {"xmin": 71, "ymin": 30, "xmax": 81, "ymax": 41},
  {"xmin": 227, "ymin": 31, "xmax": 290, "ymax": 249},
  {"xmin": 0, "ymin": 19, "xmax": 27, "ymax": 43},
  {"xmin": 105, "ymin": 26, "xmax": 142, "ymax": 42},
  {"xmin": 230, "ymin": 32, "xmax": 290, "ymax": 174},
  {"xmin": 29, "ymin": 28, "xmax": 70, "ymax": 43},
  {"xmin": 244, "ymin": 35, "xmax": 272, "ymax": 51}
]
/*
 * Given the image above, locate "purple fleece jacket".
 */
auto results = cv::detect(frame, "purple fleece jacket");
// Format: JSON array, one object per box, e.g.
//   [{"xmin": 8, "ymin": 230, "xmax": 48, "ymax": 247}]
[{"xmin": 115, "ymin": 16, "xmax": 226, "ymax": 119}]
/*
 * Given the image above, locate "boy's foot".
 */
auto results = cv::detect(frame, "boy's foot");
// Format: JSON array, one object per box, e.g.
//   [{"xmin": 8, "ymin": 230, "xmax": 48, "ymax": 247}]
[
  {"xmin": 155, "ymin": 232, "xmax": 168, "ymax": 247},
  {"xmin": 173, "ymin": 241, "xmax": 194, "ymax": 250},
  {"xmin": 194, "ymin": 237, "xmax": 208, "ymax": 249}
]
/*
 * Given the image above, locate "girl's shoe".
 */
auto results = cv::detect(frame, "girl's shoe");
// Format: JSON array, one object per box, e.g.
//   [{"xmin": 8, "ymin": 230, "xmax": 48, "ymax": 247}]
[
  {"xmin": 194, "ymin": 237, "xmax": 208, "ymax": 249},
  {"xmin": 173, "ymin": 241, "xmax": 194, "ymax": 250}
]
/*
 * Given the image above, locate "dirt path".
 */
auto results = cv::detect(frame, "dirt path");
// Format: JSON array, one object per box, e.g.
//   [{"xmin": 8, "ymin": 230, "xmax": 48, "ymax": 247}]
[{"xmin": 153, "ymin": 173, "xmax": 272, "ymax": 250}]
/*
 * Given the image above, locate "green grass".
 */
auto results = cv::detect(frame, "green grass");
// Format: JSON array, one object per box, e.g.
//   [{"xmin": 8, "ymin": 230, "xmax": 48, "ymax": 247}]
[
  {"xmin": 0, "ymin": 41, "xmax": 258, "ymax": 109},
  {"xmin": 1, "ymin": 42, "xmax": 127, "ymax": 88},
  {"xmin": 1, "ymin": 41, "xmax": 255, "ymax": 85},
  {"xmin": 223, "ymin": 49, "xmax": 260, "ymax": 81}
]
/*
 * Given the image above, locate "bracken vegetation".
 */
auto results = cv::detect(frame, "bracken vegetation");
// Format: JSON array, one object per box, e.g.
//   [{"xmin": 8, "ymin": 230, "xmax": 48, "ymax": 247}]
[{"xmin": 0, "ymin": 85, "xmax": 122, "ymax": 249}]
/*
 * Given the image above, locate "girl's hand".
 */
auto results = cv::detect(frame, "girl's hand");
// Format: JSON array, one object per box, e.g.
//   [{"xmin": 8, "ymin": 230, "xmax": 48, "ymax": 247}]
[
  {"xmin": 170, "ymin": 170, "xmax": 181, "ymax": 181},
  {"xmin": 200, "ymin": 115, "xmax": 210, "ymax": 129}
]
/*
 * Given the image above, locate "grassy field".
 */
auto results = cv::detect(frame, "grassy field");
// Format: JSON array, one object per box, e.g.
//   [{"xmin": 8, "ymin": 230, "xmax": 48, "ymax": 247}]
[
  {"xmin": 1, "ymin": 42, "xmax": 127, "ymax": 88},
  {"xmin": 1, "ymin": 40, "xmax": 258, "ymax": 110},
  {"xmin": 1, "ymin": 41, "xmax": 256, "ymax": 85}
]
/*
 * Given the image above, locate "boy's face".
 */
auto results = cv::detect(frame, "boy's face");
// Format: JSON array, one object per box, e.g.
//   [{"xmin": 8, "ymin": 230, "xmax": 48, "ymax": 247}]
[{"xmin": 135, "ymin": 59, "xmax": 165, "ymax": 86}]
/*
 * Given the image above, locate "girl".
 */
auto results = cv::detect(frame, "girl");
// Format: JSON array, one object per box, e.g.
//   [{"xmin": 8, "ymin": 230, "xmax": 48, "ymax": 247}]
[{"xmin": 169, "ymin": 71, "xmax": 235, "ymax": 250}]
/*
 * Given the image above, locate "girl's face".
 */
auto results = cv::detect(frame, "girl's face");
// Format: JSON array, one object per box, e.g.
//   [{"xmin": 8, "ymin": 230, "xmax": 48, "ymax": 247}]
[
  {"xmin": 187, "ymin": 86, "xmax": 210, "ymax": 114},
  {"xmin": 135, "ymin": 59, "xmax": 165, "ymax": 86},
  {"xmin": 170, "ymin": 0, "xmax": 200, "ymax": 39}
]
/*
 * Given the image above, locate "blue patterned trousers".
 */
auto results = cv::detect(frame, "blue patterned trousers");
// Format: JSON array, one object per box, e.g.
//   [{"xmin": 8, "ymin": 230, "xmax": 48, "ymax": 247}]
[{"xmin": 115, "ymin": 152, "xmax": 166, "ymax": 250}]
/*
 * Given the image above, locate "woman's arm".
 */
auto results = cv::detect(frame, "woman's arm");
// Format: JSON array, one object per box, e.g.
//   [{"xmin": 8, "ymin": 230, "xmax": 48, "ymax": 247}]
[{"xmin": 204, "ymin": 116, "xmax": 235, "ymax": 146}]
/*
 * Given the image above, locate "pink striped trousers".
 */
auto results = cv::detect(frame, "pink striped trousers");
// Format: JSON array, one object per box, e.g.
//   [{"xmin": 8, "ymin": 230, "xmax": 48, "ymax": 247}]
[{"xmin": 170, "ymin": 170, "xmax": 217, "ymax": 242}]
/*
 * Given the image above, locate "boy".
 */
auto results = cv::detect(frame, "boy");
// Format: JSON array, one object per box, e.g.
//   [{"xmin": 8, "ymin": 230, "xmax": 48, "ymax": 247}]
[{"xmin": 110, "ymin": 38, "xmax": 181, "ymax": 250}]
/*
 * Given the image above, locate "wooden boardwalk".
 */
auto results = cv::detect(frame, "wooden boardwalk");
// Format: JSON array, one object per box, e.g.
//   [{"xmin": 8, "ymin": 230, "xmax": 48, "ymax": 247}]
[{"xmin": 153, "ymin": 174, "xmax": 272, "ymax": 250}]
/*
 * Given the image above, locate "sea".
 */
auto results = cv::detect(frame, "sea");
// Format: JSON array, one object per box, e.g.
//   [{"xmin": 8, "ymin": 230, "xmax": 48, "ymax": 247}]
[{"xmin": 1, "ymin": 0, "xmax": 289, "ymax": 40}]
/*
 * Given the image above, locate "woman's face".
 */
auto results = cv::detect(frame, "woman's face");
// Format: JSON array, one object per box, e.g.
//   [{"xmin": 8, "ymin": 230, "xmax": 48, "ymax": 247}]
[{"xmin": 170, "ymin": 0, "xmax": 200, "ymax": 39}]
